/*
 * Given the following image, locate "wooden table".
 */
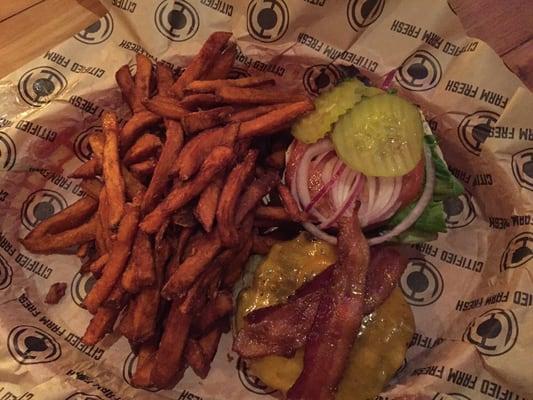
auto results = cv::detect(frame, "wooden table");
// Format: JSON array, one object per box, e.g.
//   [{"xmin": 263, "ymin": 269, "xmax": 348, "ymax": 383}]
[{"xmin": 0, "ymin": 0, "xmax": 532, "ymax": 89}]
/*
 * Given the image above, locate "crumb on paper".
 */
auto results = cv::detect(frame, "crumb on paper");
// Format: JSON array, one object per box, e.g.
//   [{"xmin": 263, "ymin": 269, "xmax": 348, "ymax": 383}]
[
  {"xmin": 226, "ymin": 353, "xmax": 234, "ymax": 362},
  {"xmin": 45, "ymin": 282, "xmax": 68, "ymax": 304}
]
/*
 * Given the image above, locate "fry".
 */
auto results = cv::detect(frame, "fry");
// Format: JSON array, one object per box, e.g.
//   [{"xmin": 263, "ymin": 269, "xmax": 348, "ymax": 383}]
[
  {"xmin": 192, "ymin": 291, "xmax": 232, "ymax": 335},
  {"xmin": 156, "ymin": 62, "xmax": 175, "ymax": 96},
  {"xmin": 223, "ymin": 215, "xmax": 254, "ymax": 288},
  {"xmin": 121, "ymin": 230, "xmax": 154, "ymax": 293},
  {"xmin": 123, "ymin": 133, "xmax": 162, "ymax": 165},
  {"xmin": 178, "ymin": 93, "xmax": 223, "ymax": 109},
  {"xmin": 266, "ymin": 149, "xmax": 286, "ymax": 170},
  {"xmin": 89, "ymin": 133, "xmax": 104, "ymax": 156},
  {"xmin": 80, "ymin": 179, "xmax": 103, "ymax": 199},
  {"xmin": 97, "ymin": 189, "xmax": 113, "ymax": 252},
  {"xmin": 23, "ymin": 196, "xmax": 97, "ymax": 240},
  {"xmin": 115, "ymin": 65, "xmax": 135, "ymax": 110},
  {"xmin": 141, "ymin": 146, "xmax": 235, "ymax": 234},
  {"xmin": 21, "ymin": 216, "xmax": 97, "ymax": 254},
  {"xmin": 120, "ymin": 111, "xmax": 162, "ymax": 153},
  {"xmin": 171, "ymin": 123, "xmax": 239, "ymax": 180},
  {"xmin": 129, "ymin": 158, "xmax": 156, "ymax": 179},
  {"xmin": 202, "ymin": 42, "xmax": 236, "ymax": 80},
  {"xmin": 45, "ymin": 282, "xmax": 67, "ymax": 304},
  {"xmin": 171, "ymin": 203, "xmax": 197, "ymax": 228},
  {"xmin": 69, "ymin": 158, "xmax": 101, "ymax": 178},
  {"xmin": 119, "ymin": 283, "xmax": 160, "ymax": 343},
  {"xmin": 255, "ymin": 205, "xmax": 291, "ymax": 221},
  {"xmin": 142, "ymin": 95, "xmax": 188, "ymax": 120},
  {"xmin": 82, "ymin": 305, "xmax": 120, "ymax": 345},
  {"xmin": 132, "ymin": 342, "xmax": 158, "ymax": 388},
  {"xmin": 174, "ymin": 227, "xmax": 194, "ymax": 267},
  {"xmin": 238, "ymin": 100, "xmax": 314, "ymax": 139},
  {"xmin": 104, "ymin": 283, "xmax": 128, "ymax": 309},
  {"xmin": 162, "ymin": 231, "xmax": 222, "ymax": 299},
  {"xmin": 185, "ymin": 325, "xmax": 223, "ymax": 379},
  {"xmin": 252, "ymin": 232, "xmax": 281, "ymax": 255},
  {"xmin": 77, "ymin": 241, "xmax": 91, "ymax": 258},
  {"xmin": 278, "ymin": 183, "xmax": 309, "ymax": 222},
  {"xmin": 171, "ymin": 31, "xmax": 232, "ymax": 98},
  {"xmin": 217, "ymin": 86, "xmax": 308, "ymax": 105},
  {"xmin": 235, "ymin": 170, "xmax": 279, "ymax": 224},
  {"xmin": 186, "ymin": 76, "xmax": 275, "ymax": 93},
  {"xmin": 181, "ymin": 106, "xmax": 233, "ymax": 135},
  {"xmin": 83, "ymin": 204, "xmax": 139, "ymax": 314},
  {"xmin": 102, "ymin": 112, "xmax": 126, "ymax": 228},
  {"xmin": 150, "ymin": 302, "xmax": 191, "ymax": 388},
  {"xmin": 142, "ymin": 120, "xmax": 184, "ymax": 213},
  {"xmin": 216, "ymin": 150, "xmax": 258, "ymax": 246},
  {"xmin": 89, "ymin": 253, "xmax": 109, "ymax": 275},
  {"xmin": 228, "ymin": 103, "xmax": 288, "ymax": 123},
  {"xmin": 194, "ymin": 177, "xmax": 223, "ymax": 232},
  {"xmin": 122, "ymin": 165, "xmax": 146, "ymax": 199},
  {"xmin": 132, "ymin": 54, "xmax": 153, "ymax": 113}
]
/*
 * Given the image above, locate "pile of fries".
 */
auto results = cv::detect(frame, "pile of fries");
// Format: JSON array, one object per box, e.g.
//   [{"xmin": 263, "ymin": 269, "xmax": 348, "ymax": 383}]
[{"xmin": 21, "ymin": 31, "xmax": 314, "ymax": 389}]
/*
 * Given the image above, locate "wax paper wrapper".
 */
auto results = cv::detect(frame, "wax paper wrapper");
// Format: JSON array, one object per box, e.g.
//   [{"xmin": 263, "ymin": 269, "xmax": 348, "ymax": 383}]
[{"xmin": 0, "ymin": 0, "xmax": 531, "ymax": 399}]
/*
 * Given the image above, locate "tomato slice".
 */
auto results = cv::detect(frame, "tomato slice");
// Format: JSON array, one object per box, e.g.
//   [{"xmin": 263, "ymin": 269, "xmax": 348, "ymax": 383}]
[{"xmin": 397, "ymin": 158, "xmax": 424, "ymax": 208}]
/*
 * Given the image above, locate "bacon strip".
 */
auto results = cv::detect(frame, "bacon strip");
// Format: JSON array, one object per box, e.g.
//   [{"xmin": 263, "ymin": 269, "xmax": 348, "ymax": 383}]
[{"xmin": 287, "ymin": 213, "xmax": 369, "ymax": 400}]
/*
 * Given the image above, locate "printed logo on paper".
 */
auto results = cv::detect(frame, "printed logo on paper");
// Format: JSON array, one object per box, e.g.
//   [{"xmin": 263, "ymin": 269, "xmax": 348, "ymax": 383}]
[
  {"xmin": 433, "ymin": 393, "xmax": 472, "ymax": 400},
  {"xmin": 65, "ymin": 393, "xmax": 103, "ymax": 400},
  {"xmin": 74, "ymin": 14, "xmax": 114, "ymax": 45},
  {"xmin": 396, "ymin": 50, "xmax": 442, "ymax": 91},
  {"xmin": 18, "ymin": 66, "xmax": 68, "ymax": 107},
  {"xmin": 74, "ymin": 126, "xmax": 101, "ymax": 162},
  {"xmin": 71, "ymin": 271, "xmax": 97, "ymax": 307},
  {"xmin": 400, "ymin": 258, "xmax": 443, "ymax": 306},
  {"xmin": 0, "ymin": 131, "xmax": 17, "ymax": 171},
  {"xmin": 443, "ymin": 191, "xmax": 476, "ymax": 229},
  {"xmin": 123, "ymin": 351, "xmax": 160, "ymax": 392},
  {"xmin": 0, "ymin": 254, "xmax": 13, "ymax": 290},
  {"xmin": 511, "ymin": 148, "xmax": 533, "ymax": 191},
  {"xmin": 21, "ymin": 189, "xmax": 68, "ymax": 231},
  {"xmin": 303, "ymin": 64, "xmax": 343, "ymax": 96},
  {"xmin": 463, "ymin": 308, "xmax": 518, "ymax": 356},
  {"xmin": 247, "ymin": 0, "xmax": 289, "ymax": 43},
  {"xmin": 7, "ymin": 325, "xmax": 61, "ymax": 364},
  {"xmin": 237, "ymin": 357, "xmax": 276, "ymax": 395},
  {"xmin": 457, "ymin": 110, "xmax": 499, "ymax": 156},
  {"xmin": 500, "ymin": 232, "xmax": 533, "ymax": 272},
  {"xmin": 228, "ymin": 67, "xmax": 251, "ymax": 79},
  {"xmin": 155, "ymin": 0, "xmax": 200, "ymax": 42},
  {"xmin": 347, "ymin": 0, "xmax": 385, "ymax": 31}
]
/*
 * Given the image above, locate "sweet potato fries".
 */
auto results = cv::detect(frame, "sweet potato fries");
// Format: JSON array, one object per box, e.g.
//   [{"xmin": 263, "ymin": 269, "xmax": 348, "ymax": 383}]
[{"xmin": 21, "ymin": 31, "xmax": 313, "ymax": 390}]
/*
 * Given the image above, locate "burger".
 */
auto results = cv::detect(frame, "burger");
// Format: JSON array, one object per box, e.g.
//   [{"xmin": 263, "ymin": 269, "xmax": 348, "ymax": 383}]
[{"xmin": 232, "ymin": 78, "xmax": 463, "ymax": 399}]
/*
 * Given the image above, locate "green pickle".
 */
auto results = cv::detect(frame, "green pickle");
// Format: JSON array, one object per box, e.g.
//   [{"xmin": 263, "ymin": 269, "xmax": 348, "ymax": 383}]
[
  {"xmin": 331, "ymin": 93, "xmax": 424, "ymax": 177},
  {"xmin": 291, "ymin": 79, "xmax": 382, "ymax": 144},
  {"xmin": 236, "ymin": 233, "xmax": 415, "ymax": 400}
]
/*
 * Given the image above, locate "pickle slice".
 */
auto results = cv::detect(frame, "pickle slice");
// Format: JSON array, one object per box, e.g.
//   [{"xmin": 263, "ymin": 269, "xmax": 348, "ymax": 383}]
[
  {"xmin": 291, "ymin": 79, "xmax": 368, "ymax": 144},
  {"xmin": 331, "ymin": 93, "xmax": 423, "ymax": 177}
]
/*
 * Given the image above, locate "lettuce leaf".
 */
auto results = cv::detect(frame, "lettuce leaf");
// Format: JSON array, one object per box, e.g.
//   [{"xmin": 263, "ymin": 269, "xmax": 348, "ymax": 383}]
[{"xmin": 387, "ymin": 135, "xmax": 464, "ymax": 244}]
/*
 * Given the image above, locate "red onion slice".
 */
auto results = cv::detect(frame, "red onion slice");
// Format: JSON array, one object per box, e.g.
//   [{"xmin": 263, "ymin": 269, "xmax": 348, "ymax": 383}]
[
  {"xmin": 367, "ymin": 143, "xmax": 435, "ymax": 246},
  {"xmin": 305, "ymin": 163, "xmax": 345, "ymax": 212},
  {"xmin": 320, "ymin": 173, "xmax": 363, "ymax": 229}
]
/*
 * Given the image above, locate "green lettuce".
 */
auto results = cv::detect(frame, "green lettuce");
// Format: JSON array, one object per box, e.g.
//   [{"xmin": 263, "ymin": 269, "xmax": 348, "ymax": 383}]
[{"xmin": 388, "ymin": 135, "xmax": 464, "ymax": 244}]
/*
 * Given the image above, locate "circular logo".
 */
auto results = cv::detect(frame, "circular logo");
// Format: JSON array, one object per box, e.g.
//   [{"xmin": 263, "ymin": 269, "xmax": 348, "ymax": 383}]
[
  {"xmin": 18, "ymin": 66, "xmax": 68, "ymax": 107},
  {"xmin": 457, "ymin": 110, "xmax": 499, "ymax": 156},
  {"xmin": 247, "ymin": 0, "xmax": 289, "ymax": 43},
  {"xmin": 154, "ymin": 0, "xmax": 199, "ymax": 42},
  {"xmin": 228, "ymin": 67, "xmax": 252, "ymax": 80},
  {"xmin": 65, "ymin": 393, "xmax": 103, "ymax": 400},
  {"xmin": 400, "ymin": 258, "xmax": 444, "ymax": 306},
  {"xmin": 396, "ymin": 50, "xmax": 442, "ymax": 91},
  {"xmin": 303, "ymin": 64, "xmax": 343, "ymax": 96},
  {"xmin": 71, "ymin": 272, "xmax": 97, "ymax": 307},
  {"xmin": 347, "ymin": 0, "xmax": 385, "ymax": 31},
  {"xmin": 0, "ymin": 254, "xmax": 13, "ymax": 291},
  {"xmin": 20, "ymin": 189, "xmax": 68, "ymax": 231},
  {"xmin": 500, "ymin": 232, "xmax": 533, "ymax": 272},
  {"xmin": 463, "ymin": 308, "xmax": 518, "ymax": 356},
  {"xmin": 511, "ymin": 148, "xmax": 533, "ymax": 191},
  {"xmin": 433, "ymin": 394, "xmax": 471, "ymax": 400},
  {"xmin": 123, "ymin": 351, "xmax": 160, "ymax": 392},
  {"xmin": 443, "ymin": 191, "xmax": 476, "ymax": 229},
  {"xmin": 74, "ymin": 14, "xmax": 114, "ymax": 45},
  {"xmin": 7, "ymin": 325, "xmax": 61, "ymax": 364},
  {"xmin": 237, "ymin": 357, "xmax": 276, "ymax": 395},
  {"xmin": 74, "ymin": 126, "xmax": 101, "ymax": 162},
  {"xmin": 0, "ymin": 131, "xmax": 16, "ymax": 171}
]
